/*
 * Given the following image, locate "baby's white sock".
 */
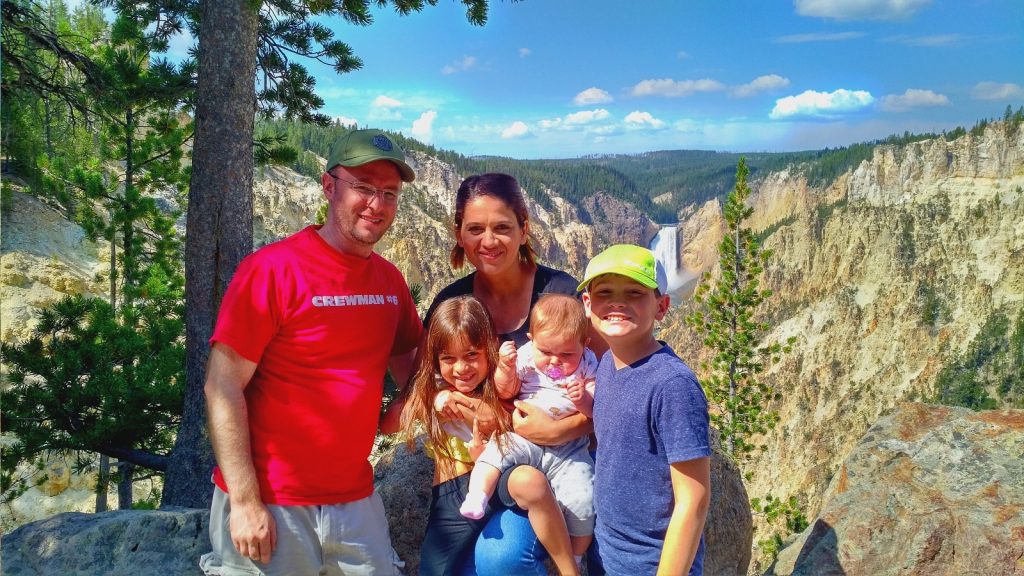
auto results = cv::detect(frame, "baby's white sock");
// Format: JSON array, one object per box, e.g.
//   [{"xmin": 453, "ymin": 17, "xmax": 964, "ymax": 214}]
[{"xmin": 459, "ymin": 490, "xmax": 488, "ymax": 520}]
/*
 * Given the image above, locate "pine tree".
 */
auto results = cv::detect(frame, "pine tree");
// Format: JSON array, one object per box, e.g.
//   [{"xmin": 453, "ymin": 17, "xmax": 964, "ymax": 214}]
[
  {"xmin": 685, "ymin": 157, "xmax": 793, "ymax": 458},
  {"xmin": 1, "ymin": 3, "xmax": 191, "ymax": 510}
]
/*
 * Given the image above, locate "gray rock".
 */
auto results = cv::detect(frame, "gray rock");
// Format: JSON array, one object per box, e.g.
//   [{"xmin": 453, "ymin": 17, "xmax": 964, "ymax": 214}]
[
  {"xmin": 1, "ymin": 434, "xmax": 752, "ymax": 576},
  {"xmin": 1, "ymin": 507, "xmax": 209, "ymax": 576},
  {"xmin": 376, "ymin": 435, "xmax": 752, "ymax": 576},
  {"xmin": 768, "ymin": 402, "xmax": 1024, "ymax": 576},
  {"xmin": 706, "ymin": 436, "xmax": 754, "ymax": 576}
]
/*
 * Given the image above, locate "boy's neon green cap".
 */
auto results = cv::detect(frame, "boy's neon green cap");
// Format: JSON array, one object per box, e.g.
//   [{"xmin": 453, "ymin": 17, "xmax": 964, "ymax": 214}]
[
  {"xmin": 326, "ymin": 129, "xmax": 415, "ymax": 182},
  {"xmin": 577, "ymin": 244, "xmax": 668, "ymax": 293}
]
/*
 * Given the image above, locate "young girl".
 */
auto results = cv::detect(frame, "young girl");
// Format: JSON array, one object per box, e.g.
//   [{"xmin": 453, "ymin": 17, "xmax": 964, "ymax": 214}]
[{"xmin": 388, "ymin": 295, "xmax": 579, "ymax": 576}]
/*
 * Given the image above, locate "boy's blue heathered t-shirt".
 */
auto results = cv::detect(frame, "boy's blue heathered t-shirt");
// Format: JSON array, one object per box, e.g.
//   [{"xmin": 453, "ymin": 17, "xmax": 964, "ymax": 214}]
[{"xmin": 593, "ymin": 344, "xmax": 710, "ymax": 576}]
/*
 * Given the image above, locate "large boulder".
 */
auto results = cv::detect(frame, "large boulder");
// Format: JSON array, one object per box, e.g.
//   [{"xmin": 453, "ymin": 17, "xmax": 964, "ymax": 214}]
[
  {"xmin": 1, "ymin": 507, "xmax": 209, "ymax": 575},
  {"xmin": 375, "ymin": 435, "xmax": 753, "ymax": 576},
  {"xmin": 768, "ymin": 402, "xmax": 1024, "ymax": 576}
]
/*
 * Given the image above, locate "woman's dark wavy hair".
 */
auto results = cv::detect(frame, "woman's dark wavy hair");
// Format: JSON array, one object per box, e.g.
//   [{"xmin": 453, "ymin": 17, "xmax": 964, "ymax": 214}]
[
  {"xmin": 398, "ymin": 296, "xmax": 512, "ymax": 479},
  {"xmin": 450, "ymin": 172, "xmax": 539, "ymax": 269}
]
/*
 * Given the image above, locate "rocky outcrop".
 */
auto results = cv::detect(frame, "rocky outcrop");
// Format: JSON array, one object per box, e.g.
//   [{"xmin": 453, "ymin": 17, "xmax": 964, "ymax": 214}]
[
  {"xmin": 1, "ymin": 508, "xmax": 209, "ymax": 576},
  {"xmin": 0, "ymin": 189, "xmax": 106, "ymax": 344},
  {"xmin": 2, "ymin": 434, "xmax": 750, "ymax": 576},
  {"xmin": 252, "ymin": 164, "xmax": 322, "ymax": 247},
  {"xmin": 768, "ymin": 402, "xmax": 1024, "ymax": 576},
  {"xmin": 375, "ymin": 436, "xmax": 753, "ymax": 576},
  {"xmin": 677, "ymin": 198, "xmax": 726, "ymax": 294}
]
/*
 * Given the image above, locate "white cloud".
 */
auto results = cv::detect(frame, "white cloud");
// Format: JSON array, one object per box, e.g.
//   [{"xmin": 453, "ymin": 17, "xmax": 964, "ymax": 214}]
[
  {"xmin": 770, "ymin": 89, "xmax": 875, "ymax": 119},
  {"xmin": 677, "ymin": 51, "xmax": 691, "ymax": 59},
  {"xmin": 735, "ymin": 75, "xmax": 791, "ymax": 98},
  {"xmin": 794, "ymin": 0, "xmax": 932, "ymax": 21},
  {"xmin": 971, "ymin": 82, "xmax": 1024, "ymax": 101},
  {"xmin": 442, "ymin": 55, "xmax": 478, "ymax": 75},
  {"xmin": 518, "ymin": 48, "xmax": 531, "ymax": 58},
  {"xmin": 538, "ymin": 109, "xmax": 612, "ymax": 131},
  {"xmin": 624, "ymin": 111, "xmax": 665, "ymax": 129},
  {"xmin": 369, "ymin": 95, "xmax": 403, "ymax": 121},
  {"xmin": 885, "ymin": 33, "xmax": 966, "ymax": 47},
  {"xmin": 774, "ymin": 31, "xmax": 866, "ymax": 43},
  {"xmin": 565, "ymin": 109, "xmax": 611, "ymax": 125},
  {"xmin": 411, "ymin": 110, "xmax": 437, "ymax": 142},
  {"xmin": 573, "ymin": 87, "xmax": 613, "ymax": 106},
  {"xmin": 372, "ymin": 95, "xmax": 403, "ymax": 108},
  {"xmin": 502, "ymin": 121, "xmax": 530, "ymax": 139},
  {"xmin": 631, "ymin": 78, "xmax": 725, "ymax": 98},
  {"xmin": 880, "ymin": 89, "xmax": 950, "ymax": 112},
  {"xmin": 333, "ymin": 115, "xmax": 358, "ymax": 127}
]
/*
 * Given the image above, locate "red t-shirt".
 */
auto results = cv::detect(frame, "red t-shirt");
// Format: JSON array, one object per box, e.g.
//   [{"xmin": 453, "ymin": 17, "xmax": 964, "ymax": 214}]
[{"xmin": 211, "ymin": 226, "xmax": 422, "ymax": 505}]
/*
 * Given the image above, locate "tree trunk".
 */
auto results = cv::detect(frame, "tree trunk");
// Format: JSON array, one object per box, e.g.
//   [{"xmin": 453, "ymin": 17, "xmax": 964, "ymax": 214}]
[
  {"xmin": 162, "ymin": 0, "xmax": 258, "ymax": 508},
  {"xmin": 95, "ymin": 453, "xmax": 109, "ymax": 512},
  {"xmin": 117, "ymin": 461, "xmax": 134, "ymax": 510}
]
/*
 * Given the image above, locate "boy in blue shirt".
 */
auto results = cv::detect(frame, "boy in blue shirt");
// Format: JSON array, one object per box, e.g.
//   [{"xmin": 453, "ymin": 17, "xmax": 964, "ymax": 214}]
[{"xmin": 578, "ymin": 244, "xmax": 711, "ymax": 576}]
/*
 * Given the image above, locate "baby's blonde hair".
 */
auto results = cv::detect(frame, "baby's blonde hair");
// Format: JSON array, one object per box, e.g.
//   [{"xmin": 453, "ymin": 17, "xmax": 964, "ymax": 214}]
[{"xmin": 530, "ymin": 294, "xmax": 588, "ymax": 343}]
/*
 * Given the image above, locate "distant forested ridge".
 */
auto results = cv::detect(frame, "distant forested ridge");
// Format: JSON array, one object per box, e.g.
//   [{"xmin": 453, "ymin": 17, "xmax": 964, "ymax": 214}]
[{"xmin": 256, "ymin": 110, "xmax": 1021, "ymax": 223}]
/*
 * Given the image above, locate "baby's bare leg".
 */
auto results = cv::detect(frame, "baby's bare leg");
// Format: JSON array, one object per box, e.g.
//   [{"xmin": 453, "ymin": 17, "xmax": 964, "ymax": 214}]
[{"xmin": 460, "ymin": 463, "xmax": 501, "ymax": 520}]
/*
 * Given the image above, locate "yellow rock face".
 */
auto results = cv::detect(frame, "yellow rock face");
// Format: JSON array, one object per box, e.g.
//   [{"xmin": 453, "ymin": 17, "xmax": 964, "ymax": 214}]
[{"xmin": 40, "ymin": 461, "xmax": 72, "ymax": 497}]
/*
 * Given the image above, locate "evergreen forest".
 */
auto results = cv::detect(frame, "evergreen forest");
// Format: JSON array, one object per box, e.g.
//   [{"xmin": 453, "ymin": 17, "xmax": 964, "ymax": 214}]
[{"xmin": 254, "ymin": 111, "xmax": 1023, "ymax": 224}]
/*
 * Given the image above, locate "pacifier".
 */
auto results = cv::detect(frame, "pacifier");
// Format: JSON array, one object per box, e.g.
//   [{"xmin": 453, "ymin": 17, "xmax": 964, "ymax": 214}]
[{"xmin": 543, "ymin": 366, "xmax": 564, "ymax": 379}]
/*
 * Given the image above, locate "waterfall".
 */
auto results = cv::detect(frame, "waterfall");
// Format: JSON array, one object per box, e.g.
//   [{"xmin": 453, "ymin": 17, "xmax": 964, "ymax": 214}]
[{"xmin": 649, "ymin": 226, "xmax": 686, "ymax": 295}]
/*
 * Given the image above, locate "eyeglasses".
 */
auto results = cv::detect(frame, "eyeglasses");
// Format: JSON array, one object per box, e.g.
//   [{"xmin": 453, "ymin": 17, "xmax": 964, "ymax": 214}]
[{"xmin": 327, "ymin": 172, "xmax": 401, "ymax": 206}]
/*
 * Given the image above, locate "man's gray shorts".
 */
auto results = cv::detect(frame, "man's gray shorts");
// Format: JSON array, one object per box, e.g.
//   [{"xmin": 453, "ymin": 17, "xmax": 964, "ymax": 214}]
[{"xmin": 200, "ymin": 486, "xmax": 403, "ymax": 576}]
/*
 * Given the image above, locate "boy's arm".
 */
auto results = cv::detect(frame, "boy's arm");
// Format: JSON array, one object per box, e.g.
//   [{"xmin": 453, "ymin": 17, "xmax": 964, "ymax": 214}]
[
  {"xmin": 494, "ymin": 340, "xmax": 521, "ymax": 399},
  {"xmin": 657, "ymin": 456, "xmax": 711, "ymax": 576}
]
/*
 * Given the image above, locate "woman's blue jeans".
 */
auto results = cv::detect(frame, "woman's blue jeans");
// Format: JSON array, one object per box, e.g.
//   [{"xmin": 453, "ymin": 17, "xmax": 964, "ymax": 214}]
[
  {"xmin": 460, "ymin": 506, "xmax": 550, "ymax": 575},
  {"xmin": 419, "ymin": 455, "xmax": 606, "ymax": 576}
]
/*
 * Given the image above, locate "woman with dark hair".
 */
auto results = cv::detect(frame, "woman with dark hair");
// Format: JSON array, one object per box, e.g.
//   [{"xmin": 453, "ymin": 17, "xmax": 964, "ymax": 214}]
[{"xmin": 421, "ymin": 172, "xmax": 599, "ymax": 574}]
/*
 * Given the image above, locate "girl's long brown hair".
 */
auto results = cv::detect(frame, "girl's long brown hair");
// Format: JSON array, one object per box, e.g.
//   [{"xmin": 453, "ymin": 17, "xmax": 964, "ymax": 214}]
[{"xmin": 399, "ymin": 295, "xmax": 512, "ymax": 478}]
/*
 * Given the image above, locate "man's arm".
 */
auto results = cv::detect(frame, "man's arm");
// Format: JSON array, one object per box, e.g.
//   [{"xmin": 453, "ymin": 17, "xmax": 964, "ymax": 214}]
[
  {"xmin": 204, "ymin": 342, "xmax": 277, "ymax": 564},
  {"xmin": 379, "ymin": 346, "xmax": 420, "ymax": 435},
  {"xmin": 387, "ymin": 347, "xmax": 417, "ymax": 392},
  {"xmin": 512, "ymin": 401, "xmax": 593, "ymax": 446},
  {"xmin": 657, "ymin": 456, "xmax": 711, "ymax": 576}
]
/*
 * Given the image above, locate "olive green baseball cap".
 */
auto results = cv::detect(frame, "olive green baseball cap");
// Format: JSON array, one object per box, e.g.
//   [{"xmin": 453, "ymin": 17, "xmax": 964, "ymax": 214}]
[
  {"xmin": 326, "ymin": 129, "xmax": 415, "ymax": 182},
  {"xmin": 577, "ymin": 244, "xmax": 668, "ymax": 293}
]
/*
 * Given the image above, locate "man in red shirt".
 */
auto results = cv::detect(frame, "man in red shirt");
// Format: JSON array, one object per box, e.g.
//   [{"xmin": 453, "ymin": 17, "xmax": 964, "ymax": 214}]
[{"xmin": 200, "ymin": 129, "xmax": 422, "ymax": 576}]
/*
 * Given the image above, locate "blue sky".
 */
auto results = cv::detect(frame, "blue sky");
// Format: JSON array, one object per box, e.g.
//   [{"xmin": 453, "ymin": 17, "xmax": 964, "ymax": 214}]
[{"xmin": 193, "ymin": 0, "xmax": 1023, "ymax": 159}]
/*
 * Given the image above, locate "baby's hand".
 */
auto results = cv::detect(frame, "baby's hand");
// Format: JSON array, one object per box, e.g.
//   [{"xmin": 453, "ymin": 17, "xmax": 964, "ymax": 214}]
[
  {"xmin": 499, "ymin": 340, "xmax": 517, "ymax": 368},
  {"xmin": 565, "ymin": 377, "xmax": 586, "ymax": 404}
]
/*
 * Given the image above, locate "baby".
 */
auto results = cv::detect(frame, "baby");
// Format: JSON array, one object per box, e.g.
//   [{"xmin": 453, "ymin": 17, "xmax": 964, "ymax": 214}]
[{"xmin": 460, "ymin": 293, "xmax": 597, "ymax": 567}]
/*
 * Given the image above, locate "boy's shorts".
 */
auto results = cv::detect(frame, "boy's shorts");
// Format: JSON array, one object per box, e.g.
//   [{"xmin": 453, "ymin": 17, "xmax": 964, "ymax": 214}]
[{"xmin": 199, "ymin": 486, "xmax": 402, "ymax": 576}]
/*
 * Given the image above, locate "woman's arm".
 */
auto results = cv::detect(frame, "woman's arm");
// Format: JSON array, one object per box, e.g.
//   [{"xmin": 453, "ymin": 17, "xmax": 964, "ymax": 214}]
[{"xmin": 512, "ymin": 401, "xmax": 592, "ymax": 446}]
